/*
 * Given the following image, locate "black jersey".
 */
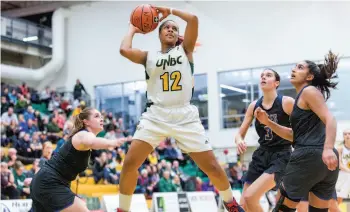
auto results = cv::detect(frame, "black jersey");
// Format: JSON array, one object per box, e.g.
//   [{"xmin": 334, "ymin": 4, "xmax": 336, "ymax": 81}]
[
  {"xmin": 290, "ymin": 86, "xmax": 325, "ymax": 149},
  {"xmin": 254, "ymin": 94, "xmax": 291, "ymax": 148},
  {"xmin": 45, "ymin": 130, "xmax": 91, "ymax": 181}
]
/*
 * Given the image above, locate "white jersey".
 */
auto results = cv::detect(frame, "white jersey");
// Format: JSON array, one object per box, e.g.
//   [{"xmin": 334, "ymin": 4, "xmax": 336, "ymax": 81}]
[
  {"xmin": 145, "ymin": 45, "xmax": 193, "ymax": 107},
  {"xmin": 341, "ymin": 145, "xmax": 350, "ymax": 169}
]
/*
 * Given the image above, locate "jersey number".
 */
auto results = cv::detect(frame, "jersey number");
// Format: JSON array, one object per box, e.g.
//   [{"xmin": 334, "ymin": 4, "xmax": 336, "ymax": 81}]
[
  {"xmin": 264, "ymin": 126, "xmax": 273, "ymax": 141},
  {"xmin": 160, "ymin": 71, "xmax": 182, "ymax": 91}
]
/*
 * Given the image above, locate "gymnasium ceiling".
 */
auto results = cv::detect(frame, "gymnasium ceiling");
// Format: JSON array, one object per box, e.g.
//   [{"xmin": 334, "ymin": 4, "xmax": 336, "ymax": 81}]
[{"xmin": 1, "ymin": 1, "xmax": 87, "ymax": 27}]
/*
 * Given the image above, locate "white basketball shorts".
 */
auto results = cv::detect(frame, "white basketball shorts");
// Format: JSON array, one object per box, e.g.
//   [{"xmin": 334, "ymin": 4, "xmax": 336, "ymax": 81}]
[
  {"xmin": 335, "ymin": 170, "xmax": 350, "ymax": 198},
  {"xmin": 133, "ymin": 103, "xmax": 212, "ymax": 153}
]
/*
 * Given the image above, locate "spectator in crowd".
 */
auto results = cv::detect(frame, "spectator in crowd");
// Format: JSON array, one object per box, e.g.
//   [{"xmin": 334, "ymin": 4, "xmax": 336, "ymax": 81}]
[
  {"xmin": 30, "ymin": 132, "xmax": 43, "ymax": 158},
  {"xmin": 8, "ymin": 89, "xmax": 18, "ymax": 105},
  {"xmin": 135, "ymin": 169, "xmax": 152, "ymax": 194},
  {"xmin": 1, "ymin": 96, "xmax": 10, "ymax": 114},
  {"xmin": 1, "ymin": 107, "xmax": 18, "ymax": 126},
  {"xmin": 40, "ymin": 86, "xmax": 51, "ymax": 109},
  {"xmin": 24, "ymin": 105, "xmax": 35, "ymax": 121},
  {"xmin": 72, "ymin": 101, "xmax": 86, "ymax": 117},
  {"xmin": 105, "ymin": 151, "xmax": 119, "ymax": 184},
  {"xmin": 23, "ymin": 119, "xmax": 38, "ymax": 136},
  {"xmin": 148, "ymin": 151, "xmax": 159, "ymax": 166},
  {"xmin": 15, "ymin": 133, "xmax": 32, "ymax": 158},
  {"xmin": 1, "ymin": 162, "xmax": 20, "ymax": 200},
  {"xmin": 27, "ymin": 159, "xmax": 40, "ymax": 178},
  {"xmin": 173, "ymin": 175, "xmax": 183, "ymax": 192},
  {"xmin": 73, "ymin": 79, "xmax": 88, "ymax": 100},
  {"xmin": 13, "ymin": 161, "xmax": 31, "ymax": 198},
  {"xmin": 15, "ymin": 94, "xmax": 29, "ymax": 114},
  {"xmin": 48, "ymin": 95, "xmax": 61, "ymax": 113},
  {"xmin": 54, "ymin": 134, "xmax": 68, "ymax": 153},
  {"xmin": 6, "ymin": 148, "xmax": 18, "ymax": 169},
  {"xmin": 34, "ymin": 110, "xmax": 44, "ymax": 131},
  {"xmin": 158, "ymin": 170, "xmax": 177, "ymax": 192},
  {"xmin": 93, "ymin": 152, "xmax": 109, "ymax": 184},
  {"xmin": 19, "ymin": 82, "xmax": 29, "ymax": 96},
  {"xmin": 2, "ymin": 87, "xmax": 10, "ymax": 101},
  {"xmin": 39, "ymin": 142, "xmax": 53, "ymax": 167}
]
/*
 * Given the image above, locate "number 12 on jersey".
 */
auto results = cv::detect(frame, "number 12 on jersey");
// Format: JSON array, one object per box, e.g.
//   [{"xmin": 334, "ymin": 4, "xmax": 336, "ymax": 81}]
[{"xmin": 160, "ymin": 71, "xmax": 182, "ymax": 91}]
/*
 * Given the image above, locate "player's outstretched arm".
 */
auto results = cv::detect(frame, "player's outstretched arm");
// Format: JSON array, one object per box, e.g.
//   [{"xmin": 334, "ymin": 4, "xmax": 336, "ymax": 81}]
[
  {"xmin": 255, "ymin": 107, "xmax": 294, "ymax": 142},
  {"xmin": 72, "ymin": 131, "xmax": 125, "ymax": 150},
  {"xmin": 120, "ymin": 24, "xmax": 147, "ymax": 65}
]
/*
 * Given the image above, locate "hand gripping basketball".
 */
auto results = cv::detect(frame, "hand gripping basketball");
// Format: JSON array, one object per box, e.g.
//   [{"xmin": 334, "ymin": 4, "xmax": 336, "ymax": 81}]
[{"xmin": 130, "ymin": 4, "xmax": 160, "ymax": 33}]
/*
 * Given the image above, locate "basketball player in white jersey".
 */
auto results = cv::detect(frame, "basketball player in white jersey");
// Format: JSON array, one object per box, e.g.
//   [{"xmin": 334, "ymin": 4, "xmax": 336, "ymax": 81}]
[
  {"xmin": 329, "ymin": 129, "xmax": 350, "ymax": 212},
  {"xmin": 118, "ymin": 5, "xmax": 244, "ymax": 212}
]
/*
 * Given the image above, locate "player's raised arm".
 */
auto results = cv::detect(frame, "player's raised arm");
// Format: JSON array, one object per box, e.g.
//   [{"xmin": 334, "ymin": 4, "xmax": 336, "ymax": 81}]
[{"xmin": 119, "ymin": 24, "xmax": 148, "ymax": 65}]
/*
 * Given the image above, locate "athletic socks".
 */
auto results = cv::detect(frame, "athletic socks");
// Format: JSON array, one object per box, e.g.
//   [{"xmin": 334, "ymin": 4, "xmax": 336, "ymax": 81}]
[
  {"xmin": 219, "ymin": 187, "xmax": 234, "ymax": 203},
  {"xmin": 119, "ymin": 194, "xmax": 132, "ymax": 212}
]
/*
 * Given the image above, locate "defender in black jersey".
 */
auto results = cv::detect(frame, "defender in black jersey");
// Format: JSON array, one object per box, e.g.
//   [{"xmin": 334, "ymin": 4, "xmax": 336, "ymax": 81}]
[
  {"xmin": 235, "ymin": 68, "xmax": 295, "ymax": 211},
  {"xmin": 255, "ymin": 51, "xmax": 339, "ymax": 212},
  {"xmin": 30, "ymin": 108, "xmax": 124, "ymax": 212}
]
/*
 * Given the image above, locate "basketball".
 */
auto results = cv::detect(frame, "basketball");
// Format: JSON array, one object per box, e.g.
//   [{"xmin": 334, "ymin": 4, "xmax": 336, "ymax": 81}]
[{"xmin": 130, "ymin": 4, "xmax": 159, "ymax": 33}]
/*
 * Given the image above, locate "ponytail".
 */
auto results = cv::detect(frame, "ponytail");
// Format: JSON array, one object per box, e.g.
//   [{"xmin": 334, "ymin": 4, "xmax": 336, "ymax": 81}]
[
  {"xmin": 305, "ymin": 50, "xmax": 339, "ymax": 100},
  {"xmin": 68, "ymin": 107, "xmax": 94, "ymax": 139}
]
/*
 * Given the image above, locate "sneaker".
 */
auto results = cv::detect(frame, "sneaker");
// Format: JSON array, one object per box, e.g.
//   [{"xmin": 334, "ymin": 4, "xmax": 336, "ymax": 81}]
[{"xmin": 223, "ymin": 198, "xmax": 245, "ymax": 212}]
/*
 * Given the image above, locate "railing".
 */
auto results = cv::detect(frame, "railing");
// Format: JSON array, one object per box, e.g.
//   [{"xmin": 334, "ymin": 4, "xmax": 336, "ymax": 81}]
[{"xmin": 1, "ymin": 16, "xmax": 52, "ymax": 48}]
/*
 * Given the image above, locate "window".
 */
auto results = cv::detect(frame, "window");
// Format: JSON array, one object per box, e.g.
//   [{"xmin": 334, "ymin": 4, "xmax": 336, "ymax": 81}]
[
  {"xmin": 95, "ymin": 83, "xmax": 123, "ymax": 116},
  {"xmin": 191, "ymin": 74, "xmax": 209, "ymax": 129},
  {"xmin": 122, "ymin": 81, "xmax": 147, "ymax": 131},
  {"xmin": 219, "ymin": 69, "xmax": 253, "ymax": 129}
]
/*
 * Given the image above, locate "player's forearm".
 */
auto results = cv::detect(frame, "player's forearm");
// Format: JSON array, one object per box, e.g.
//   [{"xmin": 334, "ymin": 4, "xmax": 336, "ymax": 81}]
[
  {"xmin": 266, "ymin": 120, "xmax": 293, "ymax": 142},
  {"xmin": 171, "ymin": 8, "xmax": 198, "ymax": 23},
  {"xmin": 324, "ymin": 116, "xmax": 337, "ymax": 150},
  {"xmin": 89, "ymin": 137, "xmax": 119, "ymax": 150},
  {"xmin": 235, "ymin": 133, "xmax": 244, "ymax": 144},
  {"xmin": 120, "ymin": 30, "xmax": 135, "ymax": 51}
]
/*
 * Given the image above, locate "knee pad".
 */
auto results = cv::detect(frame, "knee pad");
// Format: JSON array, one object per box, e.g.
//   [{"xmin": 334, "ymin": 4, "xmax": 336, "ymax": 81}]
[{"xmin": 308, "ymin": 205, "xmax": 328, "ymax": 212}]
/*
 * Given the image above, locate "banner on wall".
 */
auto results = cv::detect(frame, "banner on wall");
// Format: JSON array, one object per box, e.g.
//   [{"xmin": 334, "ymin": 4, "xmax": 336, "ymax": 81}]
[
  {"xmin": 152, "ymin": 191, "xmax": 217, "ymax": 212},
  {"xmin": 186, "ymin": 191, "xmax": 218, "ymax": 212},
  {"xmin": 101, "ymin": 194, "xmax": 148, "ymax": 212},
  {"xmin": 0, "ymin": 199, "xmax": 32, "ymax": 212}
]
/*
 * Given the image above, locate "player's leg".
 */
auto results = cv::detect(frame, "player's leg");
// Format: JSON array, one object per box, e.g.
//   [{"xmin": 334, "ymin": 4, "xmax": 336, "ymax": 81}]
[
  {"xmin": 272, "ymin": 148, "xmax": 320, "ymax": 211},
  {"xmin": 296, "ymin": 200, "xmax": 309, "ymax": 212},
  {"xmin": 189, "ymin": 150, "xmax": 244, "ymax": 211},
  {"xmin": 118, "ymin": 139, "xmax": 154, "ymax": 211},
  {"xmin": 243, "ymin": 148, "xmax": 291, "ymax": 212},
  {"xmin": 243, "ymin": 173, "xmax": 275, "ymax": 212},
  {"xmin": 173, "ymin": 105, "xmax": 243, "ymax": 211},
  {"xmin": 240, "ymin": 183, "xmax": 250, "ymax": 210},
  {"xmin": 118, "ymin": 117, "xmax": 167, "ymax": 212},
  {"xmin": 240, "ymin": 148, "xmax": 266, "ymax": 211},
  {"xmin": 273, "ymin": 185, "xmax": 300, "ymax": 211}
]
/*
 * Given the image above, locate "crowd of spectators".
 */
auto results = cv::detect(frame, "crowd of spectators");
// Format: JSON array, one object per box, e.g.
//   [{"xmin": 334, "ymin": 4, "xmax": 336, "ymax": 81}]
[{"xmin": 1, "ymin": 81, "xmax": 246, "ymax": 201}]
